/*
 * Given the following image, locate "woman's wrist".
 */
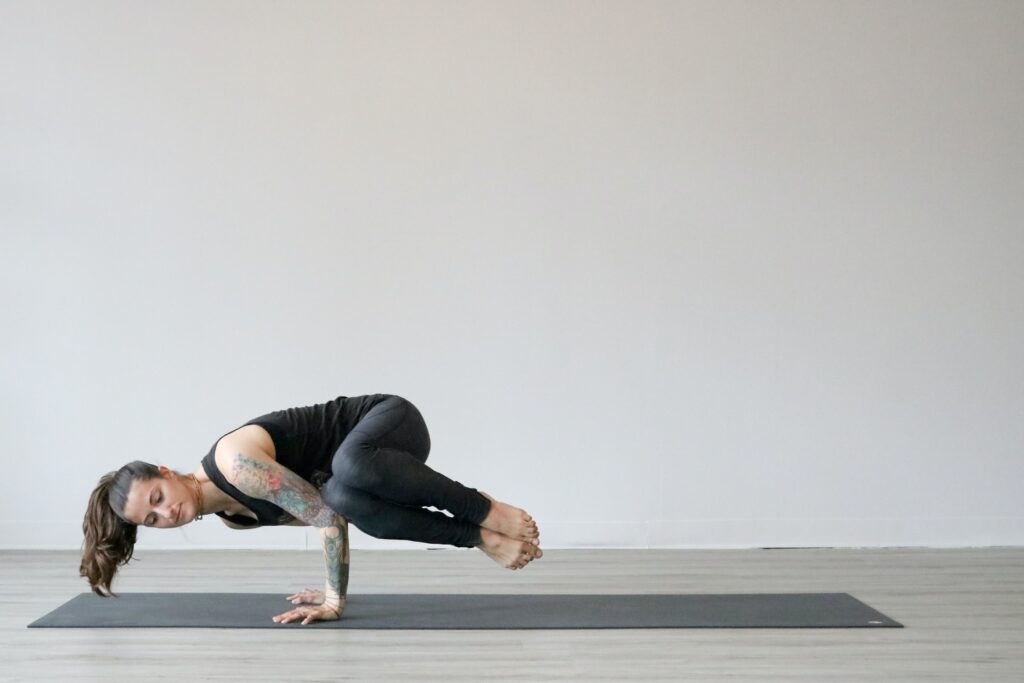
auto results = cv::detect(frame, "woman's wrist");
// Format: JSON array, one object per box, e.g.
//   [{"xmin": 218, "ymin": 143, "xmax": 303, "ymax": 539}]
[{"xmin": 323, "ymin": 596, "xmax": 346, "ymax": 612}]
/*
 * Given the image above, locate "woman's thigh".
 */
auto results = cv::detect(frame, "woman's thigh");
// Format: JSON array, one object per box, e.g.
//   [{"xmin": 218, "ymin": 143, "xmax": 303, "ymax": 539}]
[{"xmin": 332, "ymin": 395, "xmax": 431, "ymax": 474}]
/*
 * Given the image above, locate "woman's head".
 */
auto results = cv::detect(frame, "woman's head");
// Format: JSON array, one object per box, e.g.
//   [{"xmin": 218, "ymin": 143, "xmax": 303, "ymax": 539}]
[{"xmin": 80, "ymin": 461, "xmax": 199, "ymax": 597}]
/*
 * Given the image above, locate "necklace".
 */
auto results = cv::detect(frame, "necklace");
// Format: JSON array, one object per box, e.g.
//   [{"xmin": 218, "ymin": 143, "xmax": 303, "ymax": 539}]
[{"xmin": 188, "ymin": 473, "xmax": 205, "ymax": 520}]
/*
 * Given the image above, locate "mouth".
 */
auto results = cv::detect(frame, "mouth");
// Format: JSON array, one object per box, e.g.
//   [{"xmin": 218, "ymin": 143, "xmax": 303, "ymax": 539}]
[{"xmin": 174, "ymin": 504, "xmax": 181, "ymax": 524}]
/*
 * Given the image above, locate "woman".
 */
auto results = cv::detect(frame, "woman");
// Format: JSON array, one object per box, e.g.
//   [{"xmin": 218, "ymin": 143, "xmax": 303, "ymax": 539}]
[{"xmin": 80, "ymin": 393, "xmax": 543, "ymax": 625}]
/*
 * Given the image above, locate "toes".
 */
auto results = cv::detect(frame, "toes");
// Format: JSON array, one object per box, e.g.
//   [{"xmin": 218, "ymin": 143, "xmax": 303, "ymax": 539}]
[{"xmin": 517, "ymin": 545, "xmax": 542, "ymax": 567}]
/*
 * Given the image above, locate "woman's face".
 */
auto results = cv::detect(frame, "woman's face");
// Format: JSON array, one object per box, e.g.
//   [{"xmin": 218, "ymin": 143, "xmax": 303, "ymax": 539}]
[{"xmin": 122, "ymin": 466, "xmax": 196, "ymax": 529}]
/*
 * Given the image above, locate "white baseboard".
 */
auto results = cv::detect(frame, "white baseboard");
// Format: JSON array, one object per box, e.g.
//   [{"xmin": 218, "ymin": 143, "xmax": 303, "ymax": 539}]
[{"xmin": 2, "ymin": 517, "xmax": 1021, "ymax": 550}]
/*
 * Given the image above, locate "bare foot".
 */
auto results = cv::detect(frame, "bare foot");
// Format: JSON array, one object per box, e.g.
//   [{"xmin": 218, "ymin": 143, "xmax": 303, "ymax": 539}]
[
  {"xmin": 478, "ymin": 491, "xmax": 540, "ymax": 545},
  {"xmin": 476, "ymin": 528, "xmax": 543, "ymax": 570}
]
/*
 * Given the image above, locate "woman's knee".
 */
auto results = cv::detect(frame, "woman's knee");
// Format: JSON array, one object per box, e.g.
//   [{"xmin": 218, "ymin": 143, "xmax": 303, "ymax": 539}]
[
  {"xmin": 320, "ymin": 478, "xmax": 365, "ymax": 518},
  {"xmin": 330, "ymin": 444, "xmax": 384, "ymax": 489},
  {"xmin": 322, "ymin": 481, "xmax": 408, "ymax": 539},
  {"xmin": 363, "ymin": 396, "xmax": 431, "ymax": 461}
]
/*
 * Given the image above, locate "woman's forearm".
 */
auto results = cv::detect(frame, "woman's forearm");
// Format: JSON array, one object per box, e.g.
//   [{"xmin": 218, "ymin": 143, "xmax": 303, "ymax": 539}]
[
  {"xmin": 224, "ymin": 450, "xmax": 350, "ymax": 609},
  {"xmin": 320, "ymin": 514, "xmax": 350, "ymax": 609}
]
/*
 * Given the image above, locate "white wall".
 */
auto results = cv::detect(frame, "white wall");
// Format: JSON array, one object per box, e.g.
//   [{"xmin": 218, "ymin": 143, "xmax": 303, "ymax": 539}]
[{"xmin": 2, "ymin": 0, "xmax": 1021, "ymax": 551}]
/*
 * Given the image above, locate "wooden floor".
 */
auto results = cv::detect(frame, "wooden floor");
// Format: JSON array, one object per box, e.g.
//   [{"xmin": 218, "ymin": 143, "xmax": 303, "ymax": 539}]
[{"xmin": 2, "ymin": 547, "xmax": 1022, "ymax": 681}]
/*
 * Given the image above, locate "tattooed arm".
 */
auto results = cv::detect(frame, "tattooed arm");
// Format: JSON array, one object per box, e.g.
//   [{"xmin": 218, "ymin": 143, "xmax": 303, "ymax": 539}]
[
  {"xmin": 319, "ymin": 514, "xmax": 349, "ymax": 612},
  {"xmin": 222, "ymin": 449, "xmax": 337, "ymax": 527},
  {"xmin": 221, "ymin": 449, "xmax": 349, "ymax": 610}
]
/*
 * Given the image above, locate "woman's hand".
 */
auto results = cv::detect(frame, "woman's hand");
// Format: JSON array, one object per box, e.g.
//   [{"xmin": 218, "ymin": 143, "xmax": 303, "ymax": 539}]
[
  {"xmin": 286, "ymin": 588, "xmax": 324, "ymax": 605},
  {"xmin": 272, "ymin": 601, "xmax": 342, "ymax": 625}
]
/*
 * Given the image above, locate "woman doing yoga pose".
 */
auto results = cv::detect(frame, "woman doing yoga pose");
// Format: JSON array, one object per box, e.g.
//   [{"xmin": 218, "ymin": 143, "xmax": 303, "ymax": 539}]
[{"xmin": 80, "ymin": 393, "xmax": 543, "ymax": 625}]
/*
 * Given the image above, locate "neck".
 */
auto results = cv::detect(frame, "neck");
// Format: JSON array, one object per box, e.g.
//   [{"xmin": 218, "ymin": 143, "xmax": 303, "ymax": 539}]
[{"xmin": 192, "ymin": 468, "xmax": 242, "ymax": 516}]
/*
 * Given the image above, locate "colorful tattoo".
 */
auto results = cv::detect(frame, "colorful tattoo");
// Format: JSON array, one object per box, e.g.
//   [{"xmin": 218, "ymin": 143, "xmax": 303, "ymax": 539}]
[
  {"xmin": 229, "ymin": 452, "xmax": 338, "ymax": 528},
  {"xmin": 321, "ymin": 516, "xmax": 350, "ymax": 606},
  {"xmin": 229, "ymin": 452, "xmax": 349, "ymax": 604}
]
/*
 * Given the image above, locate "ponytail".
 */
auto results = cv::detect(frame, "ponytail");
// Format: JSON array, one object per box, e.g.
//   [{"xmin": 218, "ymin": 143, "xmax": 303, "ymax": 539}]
[{"xmin": 79, "ymin": 461, "xmax": 161, "ymax": 597}]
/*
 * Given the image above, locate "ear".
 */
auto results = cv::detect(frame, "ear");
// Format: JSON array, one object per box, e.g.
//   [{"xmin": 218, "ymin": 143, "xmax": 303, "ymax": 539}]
[{"xmin": 159, "ymin": 465, "xmax": 173, "ymax": 478}]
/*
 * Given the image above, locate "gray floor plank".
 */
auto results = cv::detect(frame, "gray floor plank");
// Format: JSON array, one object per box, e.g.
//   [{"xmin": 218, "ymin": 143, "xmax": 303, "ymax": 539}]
[{"xmin": 2, "ymin": 548, "xmax": 1022, "ymax": 681}]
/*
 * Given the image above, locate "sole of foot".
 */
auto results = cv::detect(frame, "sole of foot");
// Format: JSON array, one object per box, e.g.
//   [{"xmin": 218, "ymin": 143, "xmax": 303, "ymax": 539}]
[
  {"xmin": 477, "ymin": 528, "xmax": 543, "ymax": 570},
  {"xmin": 479, "ymin": 491, "xmax": 540, "ymax": 545}
]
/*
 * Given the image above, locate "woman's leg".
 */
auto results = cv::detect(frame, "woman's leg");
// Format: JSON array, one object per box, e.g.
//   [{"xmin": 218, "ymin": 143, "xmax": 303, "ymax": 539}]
[
  {"xmin": 321, "ymin": 395, "xmax": 492, "ymax": 547},
  {"xmin": 323, "ymin": 479, "xmax": 483, "ymax": 547}
]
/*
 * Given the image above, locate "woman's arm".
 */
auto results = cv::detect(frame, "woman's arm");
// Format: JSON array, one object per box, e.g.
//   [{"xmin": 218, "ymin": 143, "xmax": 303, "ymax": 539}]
[
  {"xmin": 221, "ymin": 448, "xmax": 350, "ymax": 610},
  {"xmin": 320, "ymin": 514, "xmax": 349, "ymax": 611},
  {"xmin": 220, "ymin": 449, "xmax": 338, "ymax": 528}
]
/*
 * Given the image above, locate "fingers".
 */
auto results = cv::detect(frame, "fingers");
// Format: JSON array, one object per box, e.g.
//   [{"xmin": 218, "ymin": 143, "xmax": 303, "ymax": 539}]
[
  {"xmin": 274, "ymin": 608, "xmax": 308, "ymax": 624},
  {"xmin": 272, "ymin": 605, "xmax": 338, "ymax": 625},
  {"xmin": 286, "ymin": 588, "xmax": 320, "ymax": 604}
]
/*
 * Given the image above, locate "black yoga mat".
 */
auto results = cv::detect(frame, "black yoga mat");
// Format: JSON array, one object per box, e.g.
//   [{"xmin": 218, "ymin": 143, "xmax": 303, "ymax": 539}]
[{"xmin": 27, "ymin": 592, "xmax": 902, "ymax": 629}]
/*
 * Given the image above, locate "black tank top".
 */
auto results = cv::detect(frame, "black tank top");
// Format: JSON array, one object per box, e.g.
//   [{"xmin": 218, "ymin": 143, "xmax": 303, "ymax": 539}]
[{"xmin": 201, "ymin": 393, "xmax": 392, "ymax": 527}]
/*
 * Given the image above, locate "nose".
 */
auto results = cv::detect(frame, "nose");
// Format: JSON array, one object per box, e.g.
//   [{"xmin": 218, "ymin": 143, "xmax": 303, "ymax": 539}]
[{"xmin": 160, "ymin": 502, "xmax": 177, "ymax": 523}]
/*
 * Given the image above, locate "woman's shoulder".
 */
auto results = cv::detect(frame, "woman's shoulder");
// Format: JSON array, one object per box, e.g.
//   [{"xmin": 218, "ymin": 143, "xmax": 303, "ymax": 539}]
[
  {"xmin": 215, "ymin": 424, "xmax": 278, "ymax": 460},
  {"xmin": 213, "ymin": 430, "xmax": 278, "ymax": 485}
]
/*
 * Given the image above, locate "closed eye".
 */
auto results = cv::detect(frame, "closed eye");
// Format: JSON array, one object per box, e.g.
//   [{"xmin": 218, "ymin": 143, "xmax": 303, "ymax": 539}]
[{"xmin": 146, "ymin": 492, "xmax": 162, "ymax": 526}]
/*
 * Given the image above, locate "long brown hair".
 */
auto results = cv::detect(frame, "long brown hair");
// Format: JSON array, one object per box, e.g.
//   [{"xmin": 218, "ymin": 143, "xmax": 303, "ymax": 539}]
[{"xmin": 79, "ymin": 461, "xmax": 162, "ymax": 597}]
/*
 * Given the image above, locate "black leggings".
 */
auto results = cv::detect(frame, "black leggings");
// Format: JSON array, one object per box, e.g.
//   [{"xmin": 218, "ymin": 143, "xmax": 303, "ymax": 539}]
[{"xmin": 319, "ymin": 395, "xmax": 492, "ymax": 548}]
